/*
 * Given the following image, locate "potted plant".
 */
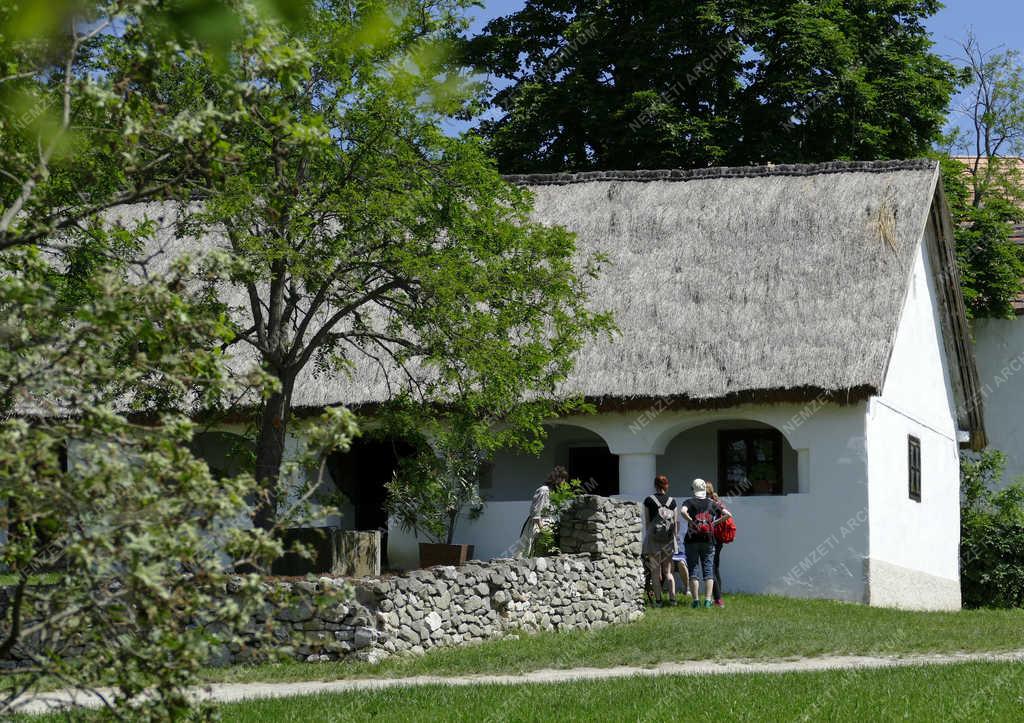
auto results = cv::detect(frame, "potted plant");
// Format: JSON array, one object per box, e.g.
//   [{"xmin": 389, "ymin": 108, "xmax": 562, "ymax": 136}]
[{"xmin": 385, "ymin": 436, "xmax": 486, "ymax": 568}]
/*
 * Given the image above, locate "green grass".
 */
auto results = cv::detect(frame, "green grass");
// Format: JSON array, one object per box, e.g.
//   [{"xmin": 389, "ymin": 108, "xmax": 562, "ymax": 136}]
[
  {"xmin": 212, "ymin": 662, "xmax": 1024, "ymax": 722},
  {"xmin": 206, "ymin": 594, "xmax": 1024, "ymax": 685},
  {"xmin": 0, "ymin": 573, "xmax": 62, "ymax": 586}
]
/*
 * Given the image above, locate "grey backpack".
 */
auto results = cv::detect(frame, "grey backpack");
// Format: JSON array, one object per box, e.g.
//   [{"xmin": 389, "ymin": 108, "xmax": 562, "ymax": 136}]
[{"xmin": 649, "ymin": 496, "xmax": 675, "ymax": 544}]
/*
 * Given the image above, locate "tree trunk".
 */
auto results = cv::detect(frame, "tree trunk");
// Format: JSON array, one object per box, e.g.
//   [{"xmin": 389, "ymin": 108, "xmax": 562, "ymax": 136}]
[{"xmin": 252, "ymin": 373, "xmax": 295, "ymax": 531}]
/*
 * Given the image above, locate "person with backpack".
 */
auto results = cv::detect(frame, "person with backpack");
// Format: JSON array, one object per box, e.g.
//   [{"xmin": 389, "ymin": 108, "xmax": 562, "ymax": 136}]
[
  {"xmin": 643, "ymin": 475, "xmax": 679, "ymax": 607},
  {"xmin": 705, "ymin": 481, "xmax": 735, "ymax": 608},
  {"xmin": 681, "ymin": 478, "xmax": 731, "ymax": 609}
]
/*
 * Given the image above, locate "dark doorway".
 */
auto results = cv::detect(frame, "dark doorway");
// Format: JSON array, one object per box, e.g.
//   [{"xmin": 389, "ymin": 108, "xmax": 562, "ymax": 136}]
[
  {"xmin": 326, "ymin": 437, "xmax": 413, "ymax": 568},
  {"xmin": 568, "ymin": 446, "xmax": 619, "ymax": 497}
]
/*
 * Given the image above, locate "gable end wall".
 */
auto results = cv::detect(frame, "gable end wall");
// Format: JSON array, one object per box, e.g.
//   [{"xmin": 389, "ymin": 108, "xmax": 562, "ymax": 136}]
[{"xmin": 865, "ymin": 217, "xmax": 962, "ymax": 610}]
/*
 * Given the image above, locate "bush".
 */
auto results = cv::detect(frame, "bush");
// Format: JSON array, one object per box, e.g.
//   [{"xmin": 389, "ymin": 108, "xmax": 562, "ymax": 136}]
[
  {"xmin": 385, "ymin": 433, "xmax": 486, "ymax": 546},
  {"xmin": 960, "ymin": 450, "xmax": 1024, "ymax": 608},
  {"xmin": 531, "ymin": 478, "xmax": 585, "ymax": 557}
]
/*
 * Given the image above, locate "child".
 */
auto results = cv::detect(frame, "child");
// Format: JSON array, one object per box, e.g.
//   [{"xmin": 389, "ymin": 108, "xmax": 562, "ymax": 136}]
[{"xmin": 672, "ymin": 516, "xmax": 691, "ymax": 603}]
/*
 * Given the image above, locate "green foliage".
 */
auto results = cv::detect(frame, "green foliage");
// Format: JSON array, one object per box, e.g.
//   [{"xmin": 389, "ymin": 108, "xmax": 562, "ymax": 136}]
[
  {"xmin": 147, "ymin": 0, "xmax": 613, "ymax": 527},
  {"xmin": 529, "ymin": 477, "xmax": 583, "ymax": 557},
  {"xmin": 530, "ymin": 526, "xmax": 558, "ymax": 557},
  {"xmin": 960, "ymin": 450, "xmax": 1024, "ymax": 608},
  {"xmin": 0, "ymin": 1, "xmax": 355, "ymax": 717},
  {"xmin": 548, "ymin": 477, "xmax": 584, "ymax": 511},
  {"xmin": 384, "ymin": 427, "xmax": 486, "ymax": 545},
  {"xmin": 466, "ymin": 0, "xmax": 957, "ymax": 172},
  {"xmin": 939, "ymin": 38, "xmax": 1024, "ymax": 318},
  {"xmin": 939, "ymin": 156, "xmax": 1024, "ymax": 319}
]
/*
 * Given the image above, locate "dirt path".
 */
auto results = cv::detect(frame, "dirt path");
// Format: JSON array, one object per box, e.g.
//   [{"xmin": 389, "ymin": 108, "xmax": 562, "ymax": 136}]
[{"xmin": 12, "ymin": 649, "xmax": 1024, "ymax": 715}]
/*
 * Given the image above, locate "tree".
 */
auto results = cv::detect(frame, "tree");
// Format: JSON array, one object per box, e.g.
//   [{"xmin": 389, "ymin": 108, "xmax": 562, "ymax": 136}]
[
  {"xmin": 0, "ymin": 2, "xmax": 347, "ymax": 716},
  {"xmin": 166, "ymin": 0, "xmax": 611, "ymax": 530},
  {"xmin": 960, "ymin": 449, "xmax": 1024, "ymax": 608},
  {"xmin": 465, "ymin": 0, "xmax": 958, "ymax": 173},
  {"xmin": 385, "ymin": 424, "xmax": 488, "ymax": 546},
  {"xmin": 941, "ymin": 35, "xmax": 1024, "ymax": 318}
]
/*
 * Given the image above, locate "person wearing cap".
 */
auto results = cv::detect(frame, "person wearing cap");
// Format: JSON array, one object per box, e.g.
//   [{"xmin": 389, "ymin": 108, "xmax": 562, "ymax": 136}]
[{"xmin": 681, "ymin": 478, "xmax": 731, "ymax": 608}]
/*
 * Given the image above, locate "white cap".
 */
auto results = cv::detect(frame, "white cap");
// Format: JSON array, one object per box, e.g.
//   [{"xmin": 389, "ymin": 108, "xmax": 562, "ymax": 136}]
[{"xmin": 692, "ymin": 478, "xmax": 707, "ymax": 499}]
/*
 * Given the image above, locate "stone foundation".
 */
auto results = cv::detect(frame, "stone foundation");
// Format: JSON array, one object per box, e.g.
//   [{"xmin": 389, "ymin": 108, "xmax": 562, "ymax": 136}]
[{"xmin": 865, "ymin": 558, "xmax": 961, "ymax": 611}]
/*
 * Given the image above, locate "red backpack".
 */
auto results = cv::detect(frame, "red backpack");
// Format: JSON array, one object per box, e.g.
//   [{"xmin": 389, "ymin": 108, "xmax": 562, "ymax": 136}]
[{"xmin": 714, "ymin": 515, "xmax": 737, "ymax": 544}]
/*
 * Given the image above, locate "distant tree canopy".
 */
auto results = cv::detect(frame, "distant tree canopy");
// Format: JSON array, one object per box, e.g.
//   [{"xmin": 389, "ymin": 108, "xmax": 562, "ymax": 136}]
[
  {"xmin": 466, "ymin": 0, "xmax": 958, "ymax": 173},
  {"xmin": 942, "ymin": 35, "xmax": 1024, "ymax": 319},
  {"xmin": 940, "ymin": 155, "xmax": 1024, "ymax": 319}
]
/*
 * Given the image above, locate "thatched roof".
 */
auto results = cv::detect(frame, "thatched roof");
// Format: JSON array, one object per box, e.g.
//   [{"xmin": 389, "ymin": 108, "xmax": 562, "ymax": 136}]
[
  {"xmin": 500, "ymin": 160, "xmax": 983, "ymax": 441},
  {"xmin": 101, "ymin": 160, "xmax": 985, "ymax": 441}
]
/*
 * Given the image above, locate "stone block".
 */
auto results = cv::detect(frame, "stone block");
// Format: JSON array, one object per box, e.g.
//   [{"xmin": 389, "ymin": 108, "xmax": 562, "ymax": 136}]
[
  {"xmin": 353, "ymin": 626, "xmax": 378, "ymax": 649},
  {"xmin": 270, "ymin": 527, "xmax": 381, "ymax": 577},
  {"xmin": 425, "ymin": 611, "xmax": 444, "ymax": 632}
]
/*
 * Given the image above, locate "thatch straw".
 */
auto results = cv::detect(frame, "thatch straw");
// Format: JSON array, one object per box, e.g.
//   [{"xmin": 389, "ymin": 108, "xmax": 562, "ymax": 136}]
[
  {"xmin": 96, "ymin": 161, "xmax": 983, "ymax": 439},
  {"xmin": 519, "ymin": 161, "xmax": 939, "ymax": 402}
]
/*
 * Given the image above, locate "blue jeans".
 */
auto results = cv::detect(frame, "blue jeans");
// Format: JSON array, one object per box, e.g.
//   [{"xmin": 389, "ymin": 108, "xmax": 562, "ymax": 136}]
[{"xmin": 685, "ymin": 541, "xmax": 715, "ymax": 581}]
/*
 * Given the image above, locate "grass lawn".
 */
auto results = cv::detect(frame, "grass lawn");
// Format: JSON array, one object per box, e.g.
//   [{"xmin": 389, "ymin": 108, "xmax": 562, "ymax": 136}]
[
  {"xmin": 206, "ymin": 594, "xmax": 1024, "ymax": 685},
  {"xmin": 212, "ymin": 662, "xmax": 1024, "ymax": 722},
  {"xmin": 0, "ymin": 573, "xmax": 62, "ymax": 586}
]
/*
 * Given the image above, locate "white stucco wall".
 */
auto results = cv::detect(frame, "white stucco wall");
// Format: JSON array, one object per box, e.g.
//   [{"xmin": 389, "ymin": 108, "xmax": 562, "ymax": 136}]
[
  {"xmin": 486, "ymin": 425, "xmax": 609, "ymax": 502},
  {"xmin": 387, "ymin": 500, "xmax": 533, "ymax": 571},
  {"xmin": 386, "ymin": 424, "xmax": 607, "ymax": 569},
  {"xmin": 865, "ymin": 224, "xmax": 962, "ymax": 610},
  {"xmin": 421, "ymin": 403, "xmax": 874, "ymax": 603},
  {"xmin": 973, "ymin": 316, "xmax": 1024, "ymax": 487}
]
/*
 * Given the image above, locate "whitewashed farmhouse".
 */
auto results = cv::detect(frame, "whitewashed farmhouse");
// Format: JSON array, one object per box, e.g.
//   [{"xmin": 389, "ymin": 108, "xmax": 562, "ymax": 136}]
[
  {"xmin": 302, "ymin": 159, "xmax": 979, "ymax": 611},
  {"xmin": 52, "ymin": 159, "xmax": 988, "ymax": 611}
]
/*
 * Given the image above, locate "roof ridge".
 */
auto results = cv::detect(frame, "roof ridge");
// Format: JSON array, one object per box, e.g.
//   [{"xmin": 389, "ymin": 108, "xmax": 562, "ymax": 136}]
[{"xmin": 504, "ymin": 159, "xmax": 938, "ymax": 186}]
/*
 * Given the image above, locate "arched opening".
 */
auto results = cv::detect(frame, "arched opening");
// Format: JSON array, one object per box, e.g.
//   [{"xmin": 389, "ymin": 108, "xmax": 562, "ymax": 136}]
[
  {"xmin": 324, "ymin": 436, "xmax": 415, "ymax": 568},
  {"xmin": 659, "ymin": 420, "xmax": 799, "ymax": 496},
  {"xmin": 487, "ymin": 424, "xmax": 618, "ymax": 501}
]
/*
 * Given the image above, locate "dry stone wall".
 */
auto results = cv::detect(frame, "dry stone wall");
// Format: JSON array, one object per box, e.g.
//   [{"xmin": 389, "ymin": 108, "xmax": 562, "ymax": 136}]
[
  {"xmin": 1, "ymin": 496, "xmax": 644, "ymax": 668},
  {"xmin": 241, "ymin": 495, "xmax": 644, "ymax": 664}
]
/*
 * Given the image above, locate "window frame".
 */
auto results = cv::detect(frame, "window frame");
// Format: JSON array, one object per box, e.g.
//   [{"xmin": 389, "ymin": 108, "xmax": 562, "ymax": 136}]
[
  {"xmin": 908, "ymin": 435, "xmax": 922, "ymax": 502},
  {"xmin": 716, "ymin": 428, "xmax": 785, "ymax": 497}
]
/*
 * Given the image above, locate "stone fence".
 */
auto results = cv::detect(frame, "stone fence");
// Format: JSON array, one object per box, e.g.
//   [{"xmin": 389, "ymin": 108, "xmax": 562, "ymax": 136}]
[
  {"xmin": 2, "ymin": 495, "xmax": 644, "ymax": 668},
  {"xmin": 242, "ymin": 495, "xmax": 644, "ymax": 664}
]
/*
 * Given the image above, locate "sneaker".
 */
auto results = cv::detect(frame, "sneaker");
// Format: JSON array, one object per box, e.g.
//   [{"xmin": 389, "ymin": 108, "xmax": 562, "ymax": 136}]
[
  {"xmin": 703, "ymin": 599, "xmax": 713, "ymax": 609},
  {"xmin": 667, "ymin": 598, "xmax": 678, "ymax": 607},
  {"xmin": 713, "ymin": 599, "xmax": 725, "ymax": 608},
  {"xmin": 691, "ymin": 599, "xmax": 700, "ymax": 609}
]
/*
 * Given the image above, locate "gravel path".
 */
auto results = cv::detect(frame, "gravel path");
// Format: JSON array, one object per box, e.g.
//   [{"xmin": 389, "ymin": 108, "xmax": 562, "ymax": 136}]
[{"xmin": 11, "ymin": 649, "xmax": 1024, "ymax": 715}]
